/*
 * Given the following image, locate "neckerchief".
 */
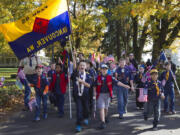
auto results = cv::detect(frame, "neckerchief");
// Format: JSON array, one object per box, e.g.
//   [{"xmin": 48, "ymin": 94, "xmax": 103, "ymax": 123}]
[
  {"xmin": 77, "ymin": 71, "xmax": 86, "ymax": 96},
  {"xmin": 166, "ymin": 71, "xmax": 169, "ymax": 81},
  {"xmin": 153, "ymin": 81, "xmax": 160, "ymax": 96}
]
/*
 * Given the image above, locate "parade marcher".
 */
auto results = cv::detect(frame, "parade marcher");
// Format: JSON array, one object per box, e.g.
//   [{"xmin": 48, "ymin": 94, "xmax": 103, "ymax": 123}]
[
  {"xmin": 17, "ymin": 66, "xmax": 31, "ymax": 111},
  {"xmin": 115, "ymin": 58, "xmax": 134, "ymax": 119},
  {"xmin": 93, "ymin": 64, "xmax": 130, "ymax": 129},
  {"xmin": 105, "ymin": 55, "xmax": 116, "ymax": 76},
  {"xmin": 134, "ymin": 65, "xmax": 146, "ymax": 110},
  {"xmin": 49, "ymin": 64, "xmax": 68, "ymax": 117},
  {"xmin": 160, "ymin": 62, "xmax": 176, "ymax": 114},
  {"xmin": 71, "ymin": 60, "xmax": 92, "ymax": 132},
  {"xmin": 144, "ymin": 69, "xmax": 165, "ymax": 130},
  {"xmin": 19, "ymin": 54, "xmax": 41, "ymax": 111},
  {"xmin": 125, "ymin": 57, "xmax": 137, "ymax": 80},
  {"xmin": 31, "ymin": 65, "xmax": 49, "ymax": 121},
  {"xmin": 129, "ymin": 53, "xmax": 138, "ymax": 70}
]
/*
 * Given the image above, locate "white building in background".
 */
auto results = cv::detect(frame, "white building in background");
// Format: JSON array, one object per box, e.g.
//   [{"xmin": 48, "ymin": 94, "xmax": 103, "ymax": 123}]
[
  {"xmin": 165, "ymin": 39, "xmax": 180, "ymax": 67},
  {"xmin": 37, "ymin": 49, "xmax": 50, "ymax": 65}
]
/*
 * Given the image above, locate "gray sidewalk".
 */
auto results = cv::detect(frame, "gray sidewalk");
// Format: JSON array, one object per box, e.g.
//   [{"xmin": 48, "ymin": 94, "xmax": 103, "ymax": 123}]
[{"xmin": 0, "ymin": 94, "xmax": 180, "ymax": 135}]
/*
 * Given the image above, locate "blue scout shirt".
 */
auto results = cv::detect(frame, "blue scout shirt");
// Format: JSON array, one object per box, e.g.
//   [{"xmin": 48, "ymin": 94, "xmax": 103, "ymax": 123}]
[
  {"xmin": 32, "ymin": 74, "xmax": 49, "ymax": 94},
  {"xmin": 115, "ymin": 67, "xmax": 132, "ymax": 85},
  {"xmin": 87, "ymin": 68, "xmax": 97, "ymax": 80},
  {"xmin": 145, "ymin": 80, "xmax": 164, "ymax": 101},
  {"xmin": 71, "ymin": 70, "xmax": 92, "ymax": 97},
  {"xmin": 160, "ymin": 70, "xmax": 174, "ymax": 89},
  {"xmin": 48, "ymin": 70, "xmax": 55, "ymax": 82}
]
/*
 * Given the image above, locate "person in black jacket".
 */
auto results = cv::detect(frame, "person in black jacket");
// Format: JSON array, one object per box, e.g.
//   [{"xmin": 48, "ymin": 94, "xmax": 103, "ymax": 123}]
[{"xmin": 134, "ymin": 66, "xmax": 146, "ymax": 110}]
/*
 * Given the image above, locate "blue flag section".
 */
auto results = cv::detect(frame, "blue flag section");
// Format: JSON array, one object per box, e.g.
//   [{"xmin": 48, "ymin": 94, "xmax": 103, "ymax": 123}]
[
  {"xmin": 9, "ymin": 12, "xmax": 71, "ymax": 59},
  {"xmin": 0, "ymin": 0, "xmax": 71, "ymax": 60},
  {"xmin": 159, "ymin": 51, "xmax": 166, "ymax": 61}
]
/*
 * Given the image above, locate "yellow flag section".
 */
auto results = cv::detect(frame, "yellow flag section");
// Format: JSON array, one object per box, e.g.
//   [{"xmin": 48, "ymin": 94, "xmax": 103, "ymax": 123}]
[{"xmin": 0, "ymin": 0, "xmax": 71, "ymax": 59}]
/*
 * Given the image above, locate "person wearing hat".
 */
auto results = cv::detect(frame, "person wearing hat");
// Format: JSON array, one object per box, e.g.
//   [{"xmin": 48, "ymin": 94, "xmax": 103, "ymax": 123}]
[
  {"xmin": 115, "ymin": 58, "xmax": 134, "ymax": 119},
  {"xmin": 144, "ymin": 69, "xmax": 165, "ymax": 130},
  {"xmin": 93, "ymin": 64, "xmax": 130, "ymax": 129},
  {"xmin": 30, "ymin": 65, "xmax": 49, "ymax": 121},
  {"xmin": 134, "ymin": 65, "xmax": 146, "ymax": 110},
  {"xmin": 160, "ymin": 62, "xmax": 176, "ymax": 114}
]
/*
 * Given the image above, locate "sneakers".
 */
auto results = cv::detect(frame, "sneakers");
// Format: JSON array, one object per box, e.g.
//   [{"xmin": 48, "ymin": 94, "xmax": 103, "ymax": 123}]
[
  {"xmin": 84, "ymin": 119, "xmax": 89, "ymax": 126},
  {"xmin": 153, "ymin": 125, "xmax": 158, "ymax": 131},
  {"xmin": 22, "ymin": 106, "xmax": 29, "ymax": 112},
  {"xmin": 124, "ymin": 107, "xmax": 127, "ymax": 113},
  {"xmin": 58, "ymin": 114, "xmax": 64, "ymax": 118},
  {"xmin": 43, "ymin": 113, "xmax": 48, "ymax": 119},
  {"xmin": 144, "ymin": 116, "xmax": 148, "ymax": 121},
  {"xmin": 105, "ymin": 117, "xmax": 109, "ymax": 124},
  {"xmin": 119, "ymin": 114, "xmax": 124, "ymax": 119},
  {"xmin": 98, "ymin": 122, "xmax": 106, "ymax": 130},
  {"xmin": 76, "ymin": 125, "xmax": 82, "ymax": 132},
  {"xmin": 34, "ymin": 117, "xmax": 40, "ymax": 122},
  {"xmin": 169, "ymin": 111, "xmax": 176, "ymax": 115}
]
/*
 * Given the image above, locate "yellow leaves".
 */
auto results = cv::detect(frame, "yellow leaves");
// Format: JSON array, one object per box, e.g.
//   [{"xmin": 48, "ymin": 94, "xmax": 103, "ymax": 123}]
[
  {"xmin": 169, "ymin": 38, "xmax": 180, "ymax": 54},
  {"xmin": 130, "ymin": 10, "xmax": 136, "ymax": 18}
]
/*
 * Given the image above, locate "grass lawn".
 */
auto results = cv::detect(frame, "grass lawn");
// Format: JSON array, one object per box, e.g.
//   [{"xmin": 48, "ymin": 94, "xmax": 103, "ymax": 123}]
[
  {"xmin": 0, "ymin": 68, "xmax": 18, "ymax": 73},
  {"xmin": 0, "ymin": 68, "xmax": 17, "ymax": 82}
]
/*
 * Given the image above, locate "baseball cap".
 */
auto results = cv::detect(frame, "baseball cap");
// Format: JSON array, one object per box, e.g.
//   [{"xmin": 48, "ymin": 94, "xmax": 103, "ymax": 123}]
[
  {"xmin": 150, "ymin": 69, "xmax": 158, "ymax": 74},
  {"xmin": 101, "ymin": 64, "xmax": 108, "ymax": 69}
]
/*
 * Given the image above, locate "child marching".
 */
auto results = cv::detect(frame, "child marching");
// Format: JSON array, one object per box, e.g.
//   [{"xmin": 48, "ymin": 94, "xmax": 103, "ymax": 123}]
[
  {"xmin": 49, "ymin": 63, "xmax": 68, "ymax": 118},
  {"xmin": 93, "ymin": 64, "xmax": 130, "ymax": 129},
  {"xmin": 160, "ymin": 62, "xmax": 176, "ymax": 114},
  {"xmin": 31, "ymin": 65, "xmax": 49, "ymax": 121},
  {"xmin": 115, "ymin": 58, "xmax": 134, "ymax": 119},
  {"xmin": 134, "ymin": 65, "xmax": 146, "ymax": 110},
  {"xmin": 71, "ymin": 60, "xmax": 92, "ymax": 132},
  {"xmin": 144, "ymin": 69, "xmax": 165, "ymax": 130}
]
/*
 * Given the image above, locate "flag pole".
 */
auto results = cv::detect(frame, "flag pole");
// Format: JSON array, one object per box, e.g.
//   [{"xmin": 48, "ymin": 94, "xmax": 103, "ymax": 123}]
[
  {"xmin": 66, "ymin": 0, "xmax": 75, "ymax": 119},
  {"xmin": 163, "ymin": 50, "xmax": 180, "ymax": 94}
]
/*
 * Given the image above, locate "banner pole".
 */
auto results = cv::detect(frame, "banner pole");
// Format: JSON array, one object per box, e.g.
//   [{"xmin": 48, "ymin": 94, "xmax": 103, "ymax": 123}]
[{"xmin": 66, "ymin": 0, "xmax": 75, "ymax": 119}]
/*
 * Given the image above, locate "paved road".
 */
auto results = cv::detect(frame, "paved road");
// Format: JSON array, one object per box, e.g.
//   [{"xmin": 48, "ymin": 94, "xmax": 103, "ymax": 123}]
[{"xmin": 0, "ymin": 93, "xmax": 180, "ymax": 135}]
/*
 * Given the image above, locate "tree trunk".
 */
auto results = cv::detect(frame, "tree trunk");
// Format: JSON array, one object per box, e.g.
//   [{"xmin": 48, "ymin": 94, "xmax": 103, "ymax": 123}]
[
  {"xmin": 116, "ymin": 21, "xmax": 121, "ymax": 60},
  {"xmin": 132, "ymin": 16, "xmax": 139, "ymax": 60}
]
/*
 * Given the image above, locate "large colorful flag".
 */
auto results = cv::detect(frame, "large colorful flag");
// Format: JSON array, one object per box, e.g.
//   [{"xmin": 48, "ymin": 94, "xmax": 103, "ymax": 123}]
[{"xmin": 0, "ymin": 0, "xmax": 71, "ymax": 59}]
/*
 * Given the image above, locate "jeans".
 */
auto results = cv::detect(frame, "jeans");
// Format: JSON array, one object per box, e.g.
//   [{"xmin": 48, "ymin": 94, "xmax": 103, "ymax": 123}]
[
  {"xmin": 35, "ymin": 93, "xmax": 48, "ymax": 118},
  {"xmin": 76, "ymin": 95, "xmax": 89, "ymax": 125},
  {"xmin": 21, "ymin": 79, "xmax": 31, "ymax": 108},
  {"xmin": 56, "ymin": 93, "xmax": 65, "ymax": 115},
  {"xmin": 117, "ymin": 86, "xmax": 128, "ymax": 115},
  {"xmin": 164, "ymin": 87, "xmax": 175, "ymax": 112},
  {"xmin": 144, "ymin": 99, "xmax": 161, "ymax": 126}
]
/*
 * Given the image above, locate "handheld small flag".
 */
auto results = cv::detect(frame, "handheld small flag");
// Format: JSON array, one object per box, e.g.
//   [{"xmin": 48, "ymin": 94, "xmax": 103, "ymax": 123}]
[{"xmin": 0, "ymin": 0, "xmax": 71, "ymax": 59}]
